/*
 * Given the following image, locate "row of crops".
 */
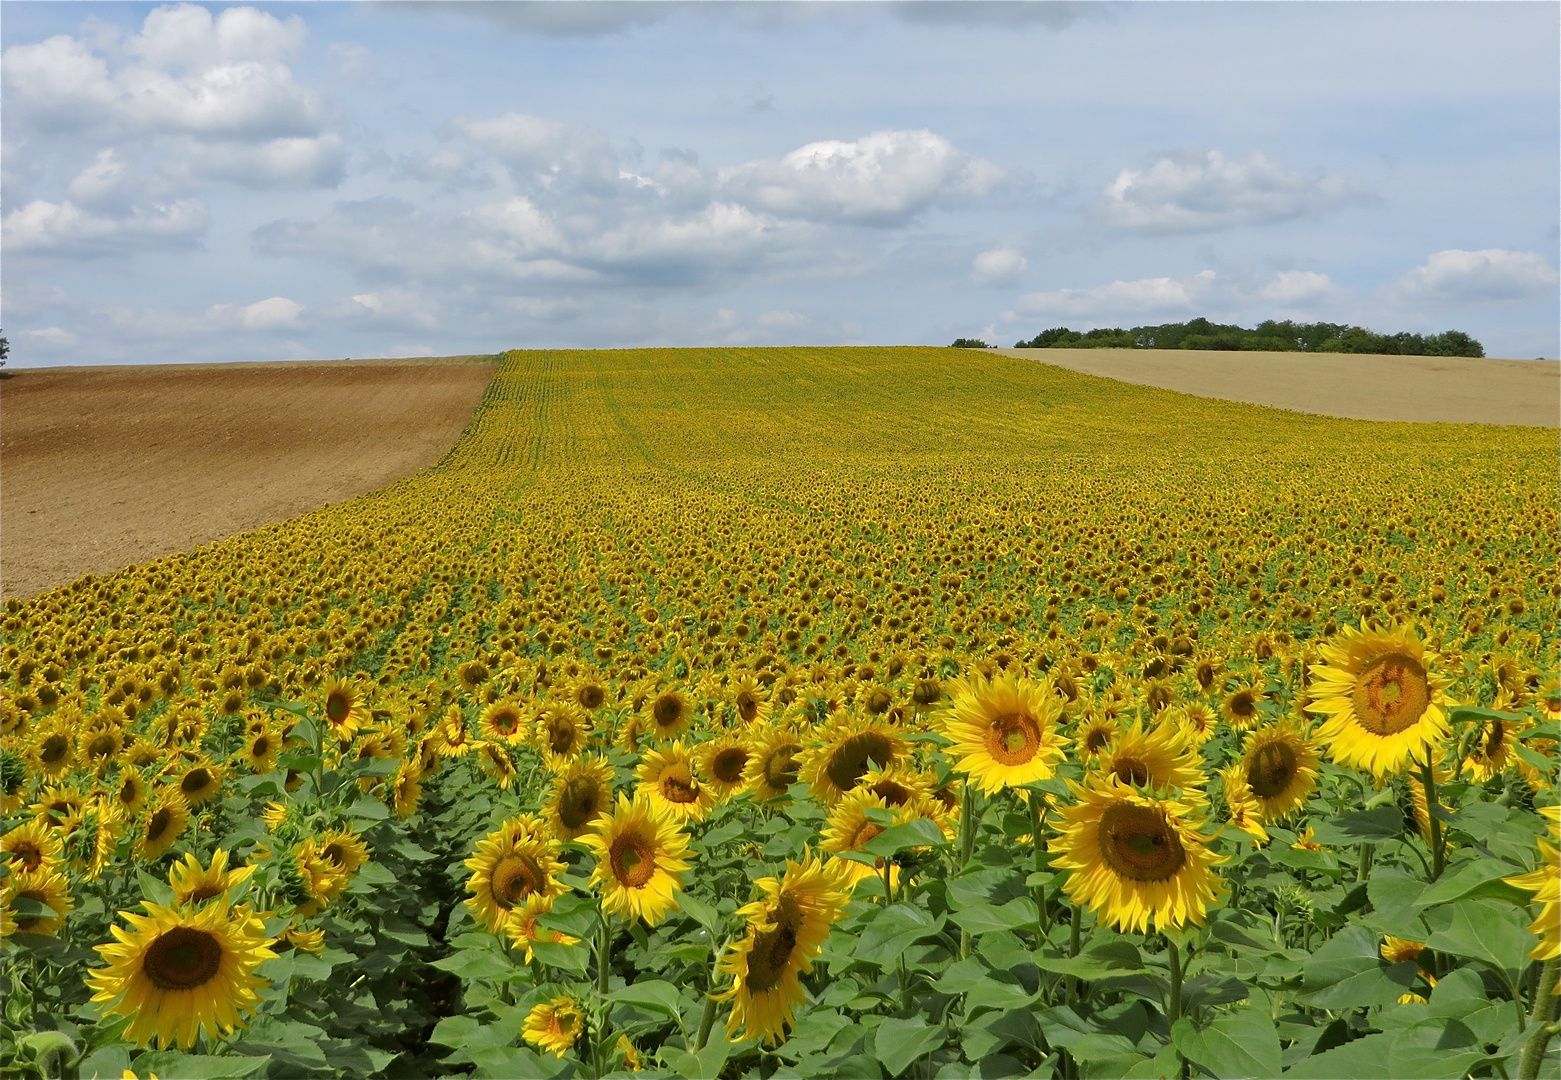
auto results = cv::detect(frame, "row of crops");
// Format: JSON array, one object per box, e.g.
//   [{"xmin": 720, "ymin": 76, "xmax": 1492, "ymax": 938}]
[{"xmin": 2, "ymin": 346, "xmax": 1557, "ymax": 1079}]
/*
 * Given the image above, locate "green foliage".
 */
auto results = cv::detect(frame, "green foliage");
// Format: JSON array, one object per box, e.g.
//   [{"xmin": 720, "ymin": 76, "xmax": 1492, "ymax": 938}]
[{"xmin": 1015, "ymin": 317, "xmax": 1486, "ymax": 356}]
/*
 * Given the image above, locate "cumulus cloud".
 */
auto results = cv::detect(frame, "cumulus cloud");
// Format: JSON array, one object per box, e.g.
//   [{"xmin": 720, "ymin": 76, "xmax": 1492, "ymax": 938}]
[
  {"xmin": 1259, "ymin": 270, "xmax": 1342, "ymax": 307},
  {"xmin": 456, "ymin": 112, "xmax": 622, "ymax": 191},
  {"xmin": 971, "ymin": 247, "xmax": 1027, "ymax": 285},
  {"xmin": 1014, "ymin": 270, "xmax": 1219, "ymax": 319},
  {"xmin": 174, "ymin": 134, "xmax": 346, "ymax": 188},
  {"xmin": 1388, "ymin": 249, "xmax": 1559, "ymax": 305},
  {"xmin": 1098, "ymin": 149, "xmax": 1374, "ymax": 233},
  {"xmin": 717, "ymin": 129, "xmax": 1007, "ymax": 226},
  {"xmin": 2, "ymin": 196, "xmax": 209, "ymax": 256}
]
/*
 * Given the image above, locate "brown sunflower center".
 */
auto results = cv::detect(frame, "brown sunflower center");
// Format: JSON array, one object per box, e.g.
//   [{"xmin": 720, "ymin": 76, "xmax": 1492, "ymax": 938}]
[
  {"xmin": 1195, "ymin": 662, "xmax": 1217, "ymax": 689},
  {"xmin": 660, "ymin": 770, "xmax": 698, "ymax": 804},
  {"xmin": 736, "ymin": 692, "xmax": 761, "ymax": 724},
  {"xmin": 577, "ymin": 685, "xmax": 605, "ymax": 710},
  {"xmin": 826, "ymin": 732, "xmax": 896, "ymax": 793},
  {"xmin": 146, "ymin": 807, "xmax": 174, "ymax": 843},
  {"xmin": 1083, "ymin": 727, "xmax": 1112, "ymax": 754},
  {"xmin": 326, "ymin": 690, "xmax": 351, "ymax": 726},
  {"xmin": 1483, "ymin": 720, "xmax": 1507, "ymax": 757},
  {"xmin": 1227, "ymin": 691, "xmax": 1257, "ymax": 718},
  {"xmin": 1110, "ymin": 755, "xmax": 1150, "ymax": 788},
  {"xmin": 852, "ymin": 821, "xmax": 885, "ymax": 849},
  {"xmin": 7, "ymin": 842, "xmax": 44, "ymax": 872},
  {"xmin": 187, "ymin": 883, "xmax": 225, "ymax": 904},
  {"xmin": 558, "ymin": 776, "xmax": 602, "ymax": 830},
  {"xmin": 1351, "ymin": 652, "xmax": 1430, "ymax": 736},
  {"xmin": 548, "ymin": 715, "xmax": 579, "ymax": 755},
  {"xmin": 712, "ymin": 747, "xmax": 749, "ymax": 783},
  {"xmin": 39, "ymin": 734, "xmax": 70, "ymax": 765},
  {"xmin": 652, "ymin": 694, "xmax": 685, "ymax": 730},
  {"xmin": 869, "ymin": 779, "xmax": 913, "ymax": 806},
  {"xmin": 322, "ymin": 842, "xmax": 349, "ymax": 868},
  {"xmin": 984, "ymin": 712, "xmax": 1041, "ymax": 767},
  {"xmin": 143, "ymin": 927, "xmax": 224, "ymax": 990},
  {"xmin": 743, "ymin": 895, "xmax": 801, "ymax": 993},
  {"xmin": 609, "ymin": 833, "xmax": 657, "ymax": 888},
  {"xmin": 492, "ymin": 853, "xmax": 545, "ymax": 906},
  {"xmin": 86, "ymin": 733, "xmax": 117, "ymax": 759},
  {"xmin": 251, "ymin": 736, "xmax": 272, "ymax": 758},
  {"xmin": 1248, "ymin": 740, "xmax": 1298, "ymax": 799},
  {"xmin": 181, "ymin": 768, "xmax": 212, "ymax": 797},
  {"xmin": 490, "ymin": 708, "xmax": 521, "ymax": 735},
  {"xmin": 1098, "ymin": 802, "xmax": 1187, "ymax": 883},
  {"xmin": 762, "ymin": 743, "xmax": 802, "ymax": 791},
  {"xmin": 118, "ymin": 777, "xmax": 142, "ymax": 805}
]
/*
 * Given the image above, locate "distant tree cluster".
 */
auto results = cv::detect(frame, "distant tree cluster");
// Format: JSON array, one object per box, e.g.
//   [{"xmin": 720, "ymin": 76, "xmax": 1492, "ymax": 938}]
[
  {"xmin": 1011, "ymin": 318, "xmax": 1485, "ymax": 357},
  {"xmin": 949, "ymin": 337, "xmax": 990, "ymax": 348}
]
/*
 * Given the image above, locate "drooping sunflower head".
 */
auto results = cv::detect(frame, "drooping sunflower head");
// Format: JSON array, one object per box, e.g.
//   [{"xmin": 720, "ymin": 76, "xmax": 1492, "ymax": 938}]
[
  {"xmin": 635, "ymin": 741, "xmax": 714, "ymax": 822},
  {"xmin": 546, "ymin": 754, "xmax": 615, "ymax": 840},
  {"xmin": 317, "ymin": 828, "xmax": 370, "ymax": 878},
  {"xmin": 86, "ymin": 899, "xmax": 277, "ymax": 1049},
  {"xmin": 1096, "ymin": 718, "xmax": 1206, "ymax": 797},
  {"xmin": 798, "ymin": 716, "xmax": 909, "ymax": 806},
  {"xmin": 477, "ymin": 740, "xmax": 517, "ymax": 789},
  {"xmin": 1465, "ymin": 710, "xmax": 1530, "ymax": 783},
  {"xmin": 940, "ymin": 673, "xmax": 1066, "ymax": 794},
  {"xmin": 731, "ymin": 674, "xmax": 772, "ymax": 727},
  {"xmin": 743, "ymin": 724, "xmax": 806, "ymax": 803},
  {"xmin": 581, "ymin": 792, "xmax": 692, "ymax": 926},
  {"xmin": 136, "ymin": 789, "xmax": 191, "ymax": 861},
  {"xmin": 1239, "ymin": 719, "xmax": 1321, "ymax": 820},
  {"xmin": 504, "ymin": 893, "xmax": 580, "ymax": 963},
  {"xmin": 1218, "ymin": 763, "xmax": 1270, "ymax": 845},
  {"xmin": 522, "ymin": 995, "xmax": 585, "ymax": 1058},
  {"xmin": 716, "ymin": 853, "xmax": 850, "ymax": 1046},
  {"xmin": 1052, "ymin": 774, "xmax": 1226, "ymax": 934},
  {"xmin": 1307, "ymin": 623, "xmax": 1453, "ymax": 778},
  {"xmin": 464, "ymin": 815, "xmax": 566, "ymax": 934},
  {"xmin": 646, "ymin": 688, "xmax": 693, "ymax": 741},
  {"xmin": 572, "ymin": 674, "xmax": 608, "ymax": 713},
  {"xmin": 456, "ymin": 660, "xmax": 491, "ymax": 692}
]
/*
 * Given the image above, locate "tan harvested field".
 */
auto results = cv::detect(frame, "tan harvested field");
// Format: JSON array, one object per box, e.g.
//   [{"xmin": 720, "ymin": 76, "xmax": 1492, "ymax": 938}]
[
  {"xmin": 0, "ymin": 357, "xmax": 497, "ymax": 600},
  {"xmin": 995, "ymin": 347, "xmax": 1561, "ymax": 427}
]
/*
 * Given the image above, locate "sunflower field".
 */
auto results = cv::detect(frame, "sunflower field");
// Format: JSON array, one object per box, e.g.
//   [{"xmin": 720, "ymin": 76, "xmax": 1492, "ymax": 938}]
[{"xmin": 2, "ymin": 346, "xmax": 1558, "ymax": 1080}]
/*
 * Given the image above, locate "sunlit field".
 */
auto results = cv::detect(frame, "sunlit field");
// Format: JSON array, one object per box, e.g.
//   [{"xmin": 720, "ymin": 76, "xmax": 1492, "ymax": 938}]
[{"xmin": 3, "ymin": 346, "xmax": 1557, "ymax": 1080}]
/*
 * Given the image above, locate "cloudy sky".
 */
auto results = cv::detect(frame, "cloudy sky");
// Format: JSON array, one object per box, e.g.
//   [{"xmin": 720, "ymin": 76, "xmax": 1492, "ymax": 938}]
[{"xmin": 3, "ymin": 0, "xmax": 1557, "ymax": 366}]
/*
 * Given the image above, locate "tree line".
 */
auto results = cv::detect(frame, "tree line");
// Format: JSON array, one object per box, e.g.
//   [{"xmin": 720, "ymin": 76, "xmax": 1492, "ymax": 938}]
[{"xmin": 991, "ymin": 318, "xmax": 1484, "ymax": 357}]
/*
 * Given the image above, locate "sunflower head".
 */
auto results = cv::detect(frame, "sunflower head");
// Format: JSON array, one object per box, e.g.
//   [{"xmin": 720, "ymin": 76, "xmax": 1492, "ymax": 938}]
[
  {"xmin": 136, "ymin": 790, "xmax": 191, "ymax": 861},
  {"xmin": 522, "ymin": 995, "xmax": 585, "ymax": 1058},
  {"xmin": 940, "ymin": 673, "xmax": 1066, "ymax": 794},
  {"xmin": 799, "ymin": 716, "xmax": 909, "ymax": 805},
  {"xmin": 168, "ymin": 848, "xmax": 255, "ymax": 906},
  {"xmin": 580, "ymin": 792, "xmax": 692, "ymax": 926},
  {"xmin": 3, "ymin": 864, "xmax": 74, "ymax": 936},
  {"xmin": 546, "ymin": 755, "xmax": 615, "ymax": 840},
  {"xmin": 1239, "ymin": 719, "xmax": 1321, "ymax": 820},
  {"xmin": 1097, "ymin": 718, "xmax": 1206, "ymax": 797},
  {"xmin": 635, "ymin": 741, "xmax": 714, "ymax": 822},
  {"xmin": 464, "ymin": 815, "xmax": 566, "ymax": 934},
  {"xmin": 696, "ymin": 734, "xmax": 752, "ymax": 799},
  {"xmin": 646, "ymin": 688, "xmax": 693, "ymax": 740},
  {"xmin": 743, "ymin": 724, "xmax": 805, "ymax": 803}
]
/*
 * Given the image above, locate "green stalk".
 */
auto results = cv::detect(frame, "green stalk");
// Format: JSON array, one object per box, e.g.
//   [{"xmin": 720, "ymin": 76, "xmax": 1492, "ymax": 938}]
[
  {"xmin": 596, "ymin": 907, "xmax": 612, "ymax": 995},
  {"xmin": 1167, "ymin": 937, "xmax": 1184, "ymax": 1024},
  {"xmin": 1418, "ymin": 755, "xmax": 1446, "ymax": 882},
  {"xmin": 1029, "ymin": 791, "xmax": 1047, "ymax": 932},
  {"xmin": 695, "ymin": 937, "xmax": 729, "ymax": 1051},
  {"xmin": 1517, "ymin": 958, "xmax": 1560, "ymax": 1080},
  {"xmin": 1067, "ymin": 903, "xmax": 1084, "ymax": 1004},
  {"xmin": 959, "ymin": 780, "xmax": 977, "ymax": 868}
]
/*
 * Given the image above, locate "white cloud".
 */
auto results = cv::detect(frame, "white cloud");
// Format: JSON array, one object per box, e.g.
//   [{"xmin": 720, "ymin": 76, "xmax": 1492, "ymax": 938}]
[
  {"xmin": 1, "ymin": 196, "xmax": 209, "ymax": 256},
  {"xmin": 457, "ymin": 112, "xmax": 620, "ymax": 190},
  {"xmin": 1259, "ymin": 270, "xmax": 1342, "ymax": 307},
  {"xmin": 971, "ymin": 247, "xmax": 1027, "ymax": 285},
  {"xmin": 1014, "ymin": 270, "xmax": 1218, "ymax": 319},
  {"xmin": 175, "ymin": 134, "xmax": 346, "ymax": 188},
  {"xmin": 207, "ymin": 295, "xmax": 304, "ymax": 330},
  {"xmin": 717, "ymin": 129, "xmax": 1007, "ymax": 226},
  {"xmin": 18, "ymin": 327, "xmax": 78, "ymax": 348},
  {"xmin": 1389, "ymin": 249, "xmax": 1559, "ymax": 305},
  {"xmin": 396, "ymin": 148, "xmax": 494, "ymax": 190},
  {"xmin": 1099, "ymin": 149, "xmax": 1374, "ymax": 233}
]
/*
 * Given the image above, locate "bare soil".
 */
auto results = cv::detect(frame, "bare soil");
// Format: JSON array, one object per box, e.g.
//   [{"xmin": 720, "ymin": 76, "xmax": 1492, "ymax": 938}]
[
  {"xmin": 994, "ymin": 348, "xmax": 1560, "ymax": 428},
  {"xmin": 1, "ymin": 358, "xmax": 496, "ymax": 600}
]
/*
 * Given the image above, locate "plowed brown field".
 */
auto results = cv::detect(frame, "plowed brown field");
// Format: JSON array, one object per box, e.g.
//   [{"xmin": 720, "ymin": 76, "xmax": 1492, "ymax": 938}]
[{"xmin": 1, "ymin": 358, "xmax": 496, "ymax": 600}]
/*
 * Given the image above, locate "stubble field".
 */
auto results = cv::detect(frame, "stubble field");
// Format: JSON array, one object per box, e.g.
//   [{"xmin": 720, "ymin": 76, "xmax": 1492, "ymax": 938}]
[{"xmin": 2, "ymin": 347, "xmax": 1557, "ymax": 1080}]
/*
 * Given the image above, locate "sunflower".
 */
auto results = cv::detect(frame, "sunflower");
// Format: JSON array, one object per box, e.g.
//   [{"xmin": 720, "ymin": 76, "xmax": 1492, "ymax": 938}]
[
  {"xmin": 1220, "ymin": 684, "xmax": 1264, "ymax": 730},
  {"xmin": 799, "ymin": 716, "xmax": 910, "ymax": 805},
  {"xmin": 1505, "ymin": 805, "xmax": 1560, "ymax": 960},
  {"xmin": 278, "ymin": 925, "xmax": 326, "ymax": 954},
  {"xmin": 636, "ymin": 741, "xmax": 715, "ymax": 822},
  {"xmin": 1096, "ymin": 718, "xmax": 1205, "ymax": 796},
  {"xmin": 477, "ymin": 741, "xmax": 517, "ymax": 789},
  {"xmin": 321, "ymin": 679, "xmax": 370, "ymax": 740},
  {"xmin": 30, "ymin": 722, "xmax": 75, "ymax": 779},
  {"xmin": 859, "ymin": 763, "xmax": 933, "ymax": 811},
  {"xmin": 1218, "ymin": 764, "xmax": 1269, "ymax": 844},
  {"xmin": 80, "ymin": 724, "xmax": 125, "ymax": 772},
  {"xmin": 317, "ymin": 828, "xmax": 370, "ymax": 878},
  {"xmin": 1237, "ymin": 719, "xmax": 1320, "ymax": 821},
  {"xmin": 86, "ymin": 899, "xmax": 277, "ymax": 1049},
  {"xmin": 819, "ymin": 788, "xmax": 912, "ymax": 891},
  {"xmin": 645, "ymin": 687, "xmax": 694, "ymax": 741},
  {"xmin": 3, "ymin": 817, "xmax": 64, "ymax": 873},
  {"xmin": 1073, "ymin": 713, "xmax": 1118, "ymax": 764},
  {"xmin": 1465, "ymin": 709, "xmax": 1531, "ymax": 783},
  {"xmin": 136, "ymin": 790, "xmax": 191, "ymax": 861},
  {"xmin": 538, "ymin": 702, "xmax": 590, "ymax": 759},
  {"xmin": 391, "ymin": 764, "xmax": 423, "ymax": 819},
  {"xmin": 731, "ymin": 674, "xmax": 772, "ymax": 726},
  {"xmin": 743, "ymin": 724, "xmax": 805, "ymax": 802},
  {"xmin": 1307, "ymin": 623, "xmax": 1453, "ymax": 777},
  {"xmin": 171, "ymin": 759, "xmax": 225, "ymax": 807},
  {"xmin": 433, "ymin": 705, "xmax": 474, "ymax": 758},
  {"xmin": 521, "ymin": 995, "xmax": 585, "ymax": 1058},
  {"xmin": 464, "ymin": 815, "xmax": 567, "ymax": 934},
  {"xmin": 941, "ymin": 673, "xmax": 1066, "ymax": 794},
  {"xmin": 1178, "ymin": 702, "xmax": 1219, "ymax": 748},
  {"xmin": 3, "ymin": 864, "xmax": 74, "ymax": 936},
  {"xmin": 716, "ymin": 853, "xmax": 850, "ymax": 1046},
  {"xmin": 696, "ymin": 733, "xmax": 752, "ymax": 800},
  {"xmin": 168, "ymin": 849, "xmax": 255, "ymax": 906},
  {"xmin": 1052, "ymin": 774, "xmax": 1225, "ymax": 933},
  {"xmin": 571, "ymin": 674, "xmax": 608, "ymax": 713},
  {"xmin": 479, "ymin": 699, "xmax": 527, "ymax": 744},
  {"xmin": 240, "ymin": 728, "xmax": 280, "ymax": 775},
  {"xmin": 580, "ymin": 792, "xmax": 692, "ymax": 926},
  {"xmin": 504, "ymin": 893, "xmax": 580, "ymax": 962},
  {"xmin": 293, "ymin": 839, "xmax": 350, "ymax": 917},
  {"xmin": 546, "ymin": 755, "xmax": 615, "ymax": 841}
]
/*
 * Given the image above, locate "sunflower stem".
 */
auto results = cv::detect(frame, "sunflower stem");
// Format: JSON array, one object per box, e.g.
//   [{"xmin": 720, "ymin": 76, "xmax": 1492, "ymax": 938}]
[
  {"xmin": 694, "ymin": 938, "xmax": 727, "ymax": 1051},
  {"xmin": 1357, "ymin": 840, "xmax": 1374, "ymax": 888},
  {"xmin": 1417, "ymin": 755, "xmax": 1445, "ymax": 882},
  {"xmin": 1518, "ymin": 959, "xmax": 1560, "ymax": 1080},
  {"xmin": 1167, "ymin": 936, "xmax": 1184, "ymax": 1024},
  {"xmin": 1029, "ymin": 789, "xmax": 1048, "ymax": 936},
  {"xmin": 595, "ymin": 907, "xmax": 612, "ymax": 995},
  {"xmin": 958, "ymin": 780, "xmax": 977, "ymax": 869}
]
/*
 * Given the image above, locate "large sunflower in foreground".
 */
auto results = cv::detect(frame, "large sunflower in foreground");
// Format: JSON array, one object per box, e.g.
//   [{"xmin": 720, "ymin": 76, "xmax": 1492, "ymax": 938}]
[
  {"xmin": 1236, "ymin": 719, "xmax": 1320, "ymax": 821},
  {"xmin": 1505, "ymin": 805, "xmax": 1560, "ymax": 960},
  {"xmin": 580, "ymin": 792, "xmax": 692, "ymax": 926},
  {"xmin": 941, "ymin": 673, "xmax": 1066, "ymax": 794},
  {"xmin": 86, "ymin": 899, "xmax": 277, "ymax": 1049},
  {"xmin": 716, "ymin": 853, "xmax": 850, "ymax": 1046},
  {"xmin": 799, "ymin": 716, "xmax": 910, "ymax": 806},
  {"xmin": 546, "ymin": 754, "xmax": 615, "ymax": 841},
  {"xmin": 1306, "ymin": 623, "xmax": 1452, "ymax": 777},
  {"xmin": 1052, "ymin": 774, "xmax": 1225, "ymax": 933},
  {"xmin": 464, "ymin": 815, "xmax": 567, "ymax": 934}
]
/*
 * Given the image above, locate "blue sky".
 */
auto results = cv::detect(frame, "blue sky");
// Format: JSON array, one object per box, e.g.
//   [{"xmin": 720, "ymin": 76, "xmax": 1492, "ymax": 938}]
[{"xmin": 3, "ymin": 0, "xmax": 1557, "ymax": 365}]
